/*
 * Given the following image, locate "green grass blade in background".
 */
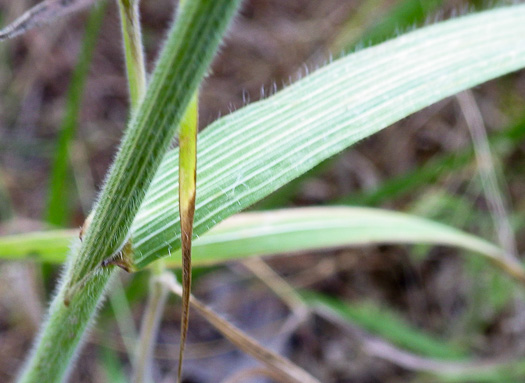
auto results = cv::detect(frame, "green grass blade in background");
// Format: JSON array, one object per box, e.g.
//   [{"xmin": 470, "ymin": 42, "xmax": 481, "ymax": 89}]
[
  {"xmin": 0, "ymin": 169, "xmax": 13, "ymax": 221},
  {"xmin": 343, "ymin": 114, "xmax": 525, "ymax": 206},
  {"xmin": 433, "ymin": 362, "xmax": 525, "ymax": 382},
  {"xmin": 3, "ymin": 207, "xmax": 521, "ymax": 281},
  {"xmin": 307, "ymin": 291, "xmax": 525, "ymax": 382},
  {"xmin": 100, "ymin": 347, "xmax": 129, "ymax": 383},
  {"xmin": 0, "ymin": 230, "xmax": 73, "ymax": 263},
  {"xmin": 358, "ymin": 0, "xmax": 442, "ymax": 45},
  {"xmin": 131, "ymin": 4, "xmax": 525, "ymax": 269},
  {"xmin": 117, "ymin": 0, "xmax": 146, "ymax": 110},
  {"xmin": 45, "ymin": 3, "xmax": 106, "ymax": 226},
  {"xmin": 302, "ymin": 291, "xmax": 466, "ymax": 359}
]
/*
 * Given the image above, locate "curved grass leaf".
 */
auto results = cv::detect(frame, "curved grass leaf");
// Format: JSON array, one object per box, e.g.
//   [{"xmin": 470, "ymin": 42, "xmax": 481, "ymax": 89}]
[
  {"xmin": 177, "ymin": 207, "xmax": 505, "ymax": 265},
  {"xmin": 0, "ymin": 229, "xmax": 73, "ymax": 263},
  {"xmin": 2, "ymin": 207, "xmax": 522, "ymax": 282},
  {"xmin": 131, "ymin": 4, "xmax": 525, "ymax": 270}
]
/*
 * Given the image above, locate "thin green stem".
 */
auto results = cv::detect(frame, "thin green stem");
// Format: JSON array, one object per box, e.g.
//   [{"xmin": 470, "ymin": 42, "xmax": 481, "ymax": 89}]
[
  {"xmin": 108, "ymin": 277, "xmax": 138, "ymax": 358},
  {"xmin": 117, "ymin": 0, "xmax": 147, "ymax": 109}
]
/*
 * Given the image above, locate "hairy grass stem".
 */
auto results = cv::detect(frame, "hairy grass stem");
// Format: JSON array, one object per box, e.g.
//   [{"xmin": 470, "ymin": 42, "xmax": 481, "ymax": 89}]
[{"xmin": 17, "ymin": 1, "xmax": 242, "ymax": 381}]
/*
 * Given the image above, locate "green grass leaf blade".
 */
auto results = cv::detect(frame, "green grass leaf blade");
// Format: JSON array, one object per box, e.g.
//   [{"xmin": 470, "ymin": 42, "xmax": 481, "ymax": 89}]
[
  {"xmin": 176, "ymin": 207, "xmax": 507, "ymax": 266},
  {"xmin": 434, "ymin": 362, "xmax": 525, "ymax": 382},
  {"xmin": 100, "ymin": 347, "xmax": 129, "ymax": 383},
  {"xmin": 3, "ymin": 207, "xmax": 522, "ymax": 282},
  {"xmin": 45, "ymin": 3, "xmax": 106, "ymax": 226},
  {"xmin": 359, "ymin": 0, "xmax": 442, "ymax": 45},
  {"xmin": 259, "ymin": 0, "xmax": 446, "ymax": 210},
  {"xmin": 132, "ymin": 4, "xmax": 525, "ymax": 269}
]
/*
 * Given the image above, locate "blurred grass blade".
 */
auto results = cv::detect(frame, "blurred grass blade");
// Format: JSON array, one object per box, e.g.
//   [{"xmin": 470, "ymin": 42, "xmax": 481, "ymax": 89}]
[
  {"xmin": 434, "ymin": 362, "xmax": 525, "ymax": 382},
  {"xmin": 457, "ymin": 91, "xmax": 517, "ymax": 260},
  {"xmin": 357, "ymin": 0, "xmax": 442, "ymax": 45},
  {"xmin": 302, "ymin": 291, "xmax": 466, "ymax": 359},
  {"xmin": 3, "ymin": 207, "xmax": 523, "ymax": 283},
  {"xmin": 131, "ymin": 4, "xmax": 525, "ymax": 270},
  {"xmin": 117, "ymin": 0, "xmax": 146, "ymax": 109},
  {"xmin": 312, "ymin": 297, "xmax": 525, "ymax": 382},
  {"xmin": 45, "ymin": 3, "xmax": 106, "ymax": 226},
  {"xmin": 0, "ymin": 0, "xmax": 96, "ymax": 41},
  {"xmin": 177, "ymin": 93, "xmax": 198, "ymax": 381},
  {"xmin": 100, "ymin": 347, "xmax": 129, "ymax": 383},
  {"xmin": 0, "ymin": 169, "xmax": 13, "ymax": 221},
  {"xmin": 342, "ymin": 114, "xmax": 525, "ymax": 206},
  {"xmin": 131, "ymin": 272, "xmax": 168, "ymax": 383},
  {"xmin": 160, "ymin": 273, "xmax": 321, "ymax": 383}
]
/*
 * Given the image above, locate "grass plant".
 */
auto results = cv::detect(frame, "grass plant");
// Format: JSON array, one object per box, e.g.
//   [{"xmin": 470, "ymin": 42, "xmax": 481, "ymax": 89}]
[{"xmin": 0, "ymin": 0, "xmax": 524, "ymax": 381}]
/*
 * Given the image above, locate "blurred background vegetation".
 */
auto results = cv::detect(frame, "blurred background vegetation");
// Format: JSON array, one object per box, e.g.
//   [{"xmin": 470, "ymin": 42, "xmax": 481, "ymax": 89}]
[{"xmin": 0, "ymin": 0, "xmax": 524, "ymax": 382}]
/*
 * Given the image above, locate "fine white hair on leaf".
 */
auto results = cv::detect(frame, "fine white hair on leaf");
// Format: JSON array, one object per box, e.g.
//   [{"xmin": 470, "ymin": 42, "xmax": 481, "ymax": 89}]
[
  {"xmin": 0, "ymin": 0, "xmax": 97, "ymax": 41},
  {"xmin": 241, "ymin": 89, "xmax": 249, "ymax": 105},
  {"xmin": 271, "ymin": 81, "xmax": 277, "ymax": 96}
]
